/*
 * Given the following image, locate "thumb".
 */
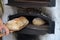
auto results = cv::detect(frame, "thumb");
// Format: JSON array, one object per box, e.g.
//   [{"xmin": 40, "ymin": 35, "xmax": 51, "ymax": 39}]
[{"xmin": 3, "ymin": 25, "xmax": 9, "ymax": 35}]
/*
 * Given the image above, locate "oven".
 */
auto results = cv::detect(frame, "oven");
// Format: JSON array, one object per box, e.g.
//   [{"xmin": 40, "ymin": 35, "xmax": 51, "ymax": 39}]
[{"xmin": 6, "ymin": 0, "xmax": 55, "ymax": 40}]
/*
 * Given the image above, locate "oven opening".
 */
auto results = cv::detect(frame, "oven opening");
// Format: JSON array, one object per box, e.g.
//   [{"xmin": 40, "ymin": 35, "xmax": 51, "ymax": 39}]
[{"xmin": 8, "ymin": 8, "xmax": 55, "ymax": 40}]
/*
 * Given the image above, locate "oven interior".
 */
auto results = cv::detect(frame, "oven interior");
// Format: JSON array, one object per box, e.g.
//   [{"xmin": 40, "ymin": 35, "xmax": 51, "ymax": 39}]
[{"xmin": 8, "ymin": 8, "xmax": 55, "ymax": 35}]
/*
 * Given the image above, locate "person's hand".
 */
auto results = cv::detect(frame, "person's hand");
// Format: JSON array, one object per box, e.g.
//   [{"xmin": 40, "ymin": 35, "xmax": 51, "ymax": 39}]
[{"xmin": 0, "ymin": 19, "xmax": 9, "ymax": 37}]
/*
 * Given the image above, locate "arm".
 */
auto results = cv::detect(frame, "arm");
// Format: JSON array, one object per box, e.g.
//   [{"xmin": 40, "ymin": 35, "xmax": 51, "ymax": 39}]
[
  {"xmin": 0, "ymin": 19, "xmax": 9, "ymax": 36},
  {"xmin": 0, "ymin": 0, "xmax": 9, "ymax": 37}
]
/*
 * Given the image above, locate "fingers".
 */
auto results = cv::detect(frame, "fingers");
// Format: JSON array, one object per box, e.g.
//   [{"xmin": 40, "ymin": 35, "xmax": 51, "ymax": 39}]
[
  {"xmin": 0, "ymin": 28, "xmax": 5, "ymax": 37},
  {"xmin": 0, "ymin": 18, "xmax": 10, "ymax": 37},
  {"xmin": 0, "ymin": 24, "xmax": 9, "ymax": 36},
  {"xmin": 0, "ymin": 25, "xmax": 9, "ymax": 37},
  {"xmin": 3, "ymin": 25, "xmax": 9, "ymax": 35}
]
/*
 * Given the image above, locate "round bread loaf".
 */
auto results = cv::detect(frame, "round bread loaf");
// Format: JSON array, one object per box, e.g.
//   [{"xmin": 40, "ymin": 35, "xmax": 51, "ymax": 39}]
[
  {"xmin": 6, "ymin": 16, "xmax": 29, "ymax": 31},
  {"xmin": 32, "ymin": 18, "xmax": 45, "ymax": 26}
]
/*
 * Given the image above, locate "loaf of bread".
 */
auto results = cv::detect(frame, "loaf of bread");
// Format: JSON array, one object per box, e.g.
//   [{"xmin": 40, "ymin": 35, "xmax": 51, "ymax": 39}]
[
  {"xmin": 32, "ymin": 18, "xmax": 45, "ymax": 26},
  {"xmin": 6, "ymin": 16, "xmax": 29, "ymax": 31}
]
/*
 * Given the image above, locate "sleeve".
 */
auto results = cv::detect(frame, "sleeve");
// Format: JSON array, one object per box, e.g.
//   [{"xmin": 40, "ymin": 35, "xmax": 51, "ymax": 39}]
[{"xmin": 0, "ymin": 0, "xmax": 4, "ymax": 18}]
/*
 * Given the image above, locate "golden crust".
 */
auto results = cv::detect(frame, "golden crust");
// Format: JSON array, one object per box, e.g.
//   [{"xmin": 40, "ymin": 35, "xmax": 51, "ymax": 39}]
[
  {"xmin": 32, "ymin": 18, "xmax": 45, "ymax": 26},
  {"xmin": 6, "ymin": 16, "xmax": 29, "ymax": 31}
]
